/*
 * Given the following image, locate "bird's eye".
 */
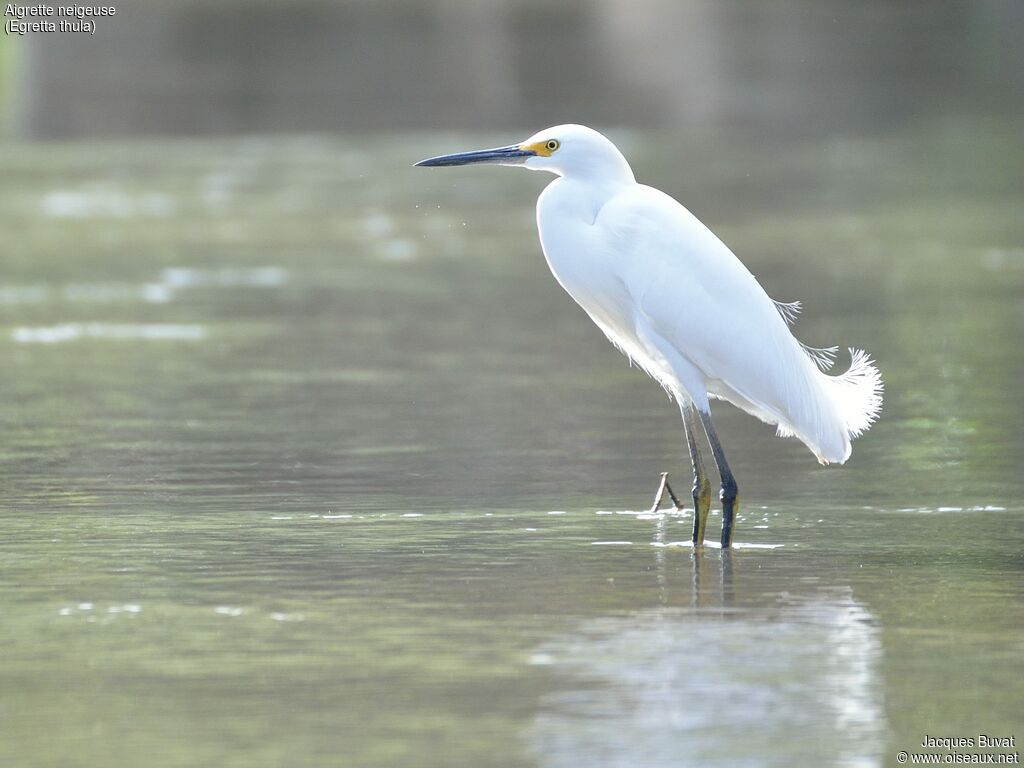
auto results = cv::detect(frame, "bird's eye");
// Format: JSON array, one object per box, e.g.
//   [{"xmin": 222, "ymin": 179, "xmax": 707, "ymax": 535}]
[{"xmin": 545, "ymin": 139, "xmax": 560, "ymax": 152}]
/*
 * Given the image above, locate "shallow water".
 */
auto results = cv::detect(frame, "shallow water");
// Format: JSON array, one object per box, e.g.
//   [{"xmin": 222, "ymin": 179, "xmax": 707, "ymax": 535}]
[{"xmin": 1, "ymin": 119, "xmax": 1023, "ymax": 766}]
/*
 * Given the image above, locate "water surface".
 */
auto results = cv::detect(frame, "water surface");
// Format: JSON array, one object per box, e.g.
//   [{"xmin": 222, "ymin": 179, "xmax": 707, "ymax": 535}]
[{"xmin": 1, "ymin": 119, "xmax": 1022, "ymax": 766}]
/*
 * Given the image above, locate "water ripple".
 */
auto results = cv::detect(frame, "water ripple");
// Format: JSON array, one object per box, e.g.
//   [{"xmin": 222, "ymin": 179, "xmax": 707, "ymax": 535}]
[{"xmin": 12, "ymin": 323, "xmax": 207, "ymax": 343}]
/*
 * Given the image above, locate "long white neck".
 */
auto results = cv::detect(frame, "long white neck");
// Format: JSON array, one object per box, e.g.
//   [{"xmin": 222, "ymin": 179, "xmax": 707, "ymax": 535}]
[
  {"xmin": 558, "ymin": 147, "xmax": 636, "ymax": 188},
  {"xmin": 542, "ymin": 162, "xmax": 635, "ymax": 225}
]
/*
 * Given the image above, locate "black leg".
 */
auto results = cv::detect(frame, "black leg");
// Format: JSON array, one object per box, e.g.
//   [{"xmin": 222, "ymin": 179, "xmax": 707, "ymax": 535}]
[
  {"xmin": 697, "ymin": 407, "xmax": 739, "ymax": 548},
  {"xmin": 683, "ymin": 404, "xmax": 711, "ymax": 545}
]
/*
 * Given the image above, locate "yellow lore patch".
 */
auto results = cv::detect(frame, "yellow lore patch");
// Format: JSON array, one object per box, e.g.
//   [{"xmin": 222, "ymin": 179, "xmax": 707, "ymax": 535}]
[{"xmin": 521, "ymin": 139, "xmax": 559, "ymax": 157}]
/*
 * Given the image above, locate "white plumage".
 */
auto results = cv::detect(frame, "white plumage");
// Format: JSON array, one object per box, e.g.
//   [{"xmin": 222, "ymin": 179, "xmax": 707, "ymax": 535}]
[
  {"xmin": 417, "ymin": 123, "xmax": 882, "ymax": 545},
  {"xmin": 529, "ymin": 125, "xmax": 881, "ymax": 464}
]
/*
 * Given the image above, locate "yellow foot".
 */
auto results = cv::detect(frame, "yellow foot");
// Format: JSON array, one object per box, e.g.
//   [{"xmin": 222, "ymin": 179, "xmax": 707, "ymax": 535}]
[{"xmin": 692, "ymin": 479, "xmax": 711, "ymax": 545}]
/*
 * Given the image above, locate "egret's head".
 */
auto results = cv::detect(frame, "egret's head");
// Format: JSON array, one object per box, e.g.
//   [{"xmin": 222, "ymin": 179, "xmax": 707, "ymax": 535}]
[{"xmin": 415, "ymin": 124, "xmax": 634, "ymax": 183}]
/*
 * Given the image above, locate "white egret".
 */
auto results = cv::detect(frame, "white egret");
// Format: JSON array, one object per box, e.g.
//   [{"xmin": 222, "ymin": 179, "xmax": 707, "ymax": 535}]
[{"xmin": 416, "ymin": 125, "xmax": 882, "ymax": 547}]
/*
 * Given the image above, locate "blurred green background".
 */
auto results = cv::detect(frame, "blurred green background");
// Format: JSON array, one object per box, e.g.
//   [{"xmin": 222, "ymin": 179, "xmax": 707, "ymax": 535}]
[{"xmin": 0, "ymin": 0, "xmax": 1021, "ymax": 139}]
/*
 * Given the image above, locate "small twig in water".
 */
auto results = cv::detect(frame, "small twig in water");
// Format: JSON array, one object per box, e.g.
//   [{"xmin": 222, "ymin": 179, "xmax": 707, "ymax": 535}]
[{"xmin": 649, "ymin": 471, "xmax": 683, "ymax": 513}]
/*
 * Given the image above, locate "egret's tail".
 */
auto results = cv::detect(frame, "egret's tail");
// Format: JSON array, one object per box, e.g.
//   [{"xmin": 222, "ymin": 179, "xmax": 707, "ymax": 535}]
[{"xmin": 811, "ymin": 348, "xmax": 883, "ymax": 465}]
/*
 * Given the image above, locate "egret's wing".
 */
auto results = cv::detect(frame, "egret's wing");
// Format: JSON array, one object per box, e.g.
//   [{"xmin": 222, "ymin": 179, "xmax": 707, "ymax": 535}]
[
  {"xmin": 597, "ymin": 185, "xmax": 799, "ymax": 385},
  {"xmin": 774, "ymin": 301, "xmax": 843, "ymax": 371},
  {"xmin": 594, "ymin": 184, "xmax": 883, "ymax": 463},
  {"xmin": 773, "ymin": 299, "xmax": 802, "ymax": 325},
  {"xmin": 800, "ymin": 344, "xmax": 839, "ymax": 372}
]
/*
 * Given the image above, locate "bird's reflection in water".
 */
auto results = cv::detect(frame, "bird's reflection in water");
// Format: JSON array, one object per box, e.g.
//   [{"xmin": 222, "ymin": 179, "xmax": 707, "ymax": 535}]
[
  {"xmin": 652, "ymin": 511, "xmax": 735, "ymax": 610},
  {"xmin": 528, "ymin": 520, "xmax": 885, "ymax": 768}
]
